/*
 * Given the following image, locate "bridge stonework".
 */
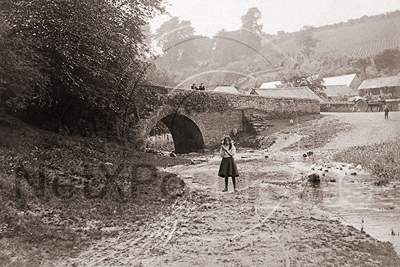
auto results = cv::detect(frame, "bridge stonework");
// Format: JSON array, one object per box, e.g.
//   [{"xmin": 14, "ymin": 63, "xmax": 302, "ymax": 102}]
[{"xmin": 135, "ymin": 88, "xmax": 320, "ymax": 153}]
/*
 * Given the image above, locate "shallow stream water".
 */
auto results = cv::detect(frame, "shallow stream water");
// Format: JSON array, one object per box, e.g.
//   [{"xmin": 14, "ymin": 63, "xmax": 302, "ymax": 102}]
[
  {"xmin": 179, "ymin": 151, "xmax": 400, "ymax": 256},
  {"xmin": 304, "ymin": 169, "xmax": 400, "ymax": 256}
]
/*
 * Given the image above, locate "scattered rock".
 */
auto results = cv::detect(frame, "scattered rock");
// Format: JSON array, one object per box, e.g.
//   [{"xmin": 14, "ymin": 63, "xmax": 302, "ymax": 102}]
[
  {"xmin": 374, "ymin": 180, "xmax": 387, "ymax": 186},
  {"xmin": 308, "ymin": 173, "xmax": 320, "ymax": 183}
]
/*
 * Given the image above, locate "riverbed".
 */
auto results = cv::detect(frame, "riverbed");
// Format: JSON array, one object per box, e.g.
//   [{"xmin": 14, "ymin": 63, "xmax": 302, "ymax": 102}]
[{"xmin": 300, "ymin": 164, "xmax": 400, "ymax": 255}]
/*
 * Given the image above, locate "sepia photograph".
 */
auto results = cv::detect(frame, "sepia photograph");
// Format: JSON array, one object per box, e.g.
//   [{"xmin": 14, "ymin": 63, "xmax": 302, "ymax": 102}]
[{"xmin": 1, "ymin": 0, "xmax": 400, "ymax": 266}]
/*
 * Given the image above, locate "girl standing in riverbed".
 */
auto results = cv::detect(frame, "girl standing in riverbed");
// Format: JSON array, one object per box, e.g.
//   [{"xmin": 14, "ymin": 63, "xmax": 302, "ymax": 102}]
[{"xmin": 218, "ymin": 135, "xmax": 239, "ymax": 192}]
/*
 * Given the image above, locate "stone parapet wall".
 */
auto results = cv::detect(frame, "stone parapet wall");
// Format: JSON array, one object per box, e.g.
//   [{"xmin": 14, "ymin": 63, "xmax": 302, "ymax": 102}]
[
  {"xmin": 320, "ymin": 102, "xmax": 354, "ymax": 112},
  {"xmin": 321, "ymin": 100, "xmax": 400, "ymax": 112},
  {"xmin": 137, "ymin": 88, "xmax": 320, "ymax": 151},
  {"xmin": 164, "ymin": 89, "xmax": 320, "ymax": 117},
  {"xmin": 386, "ymin": 99, "xmax": 400, "ymax": 111}
]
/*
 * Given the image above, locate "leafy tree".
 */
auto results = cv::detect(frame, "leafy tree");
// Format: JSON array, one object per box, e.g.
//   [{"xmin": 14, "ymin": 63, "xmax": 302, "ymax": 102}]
[
  {"xmin": 277, "ymin": 30, "xmax": 286, "ymax": 36},
  {"xmin": 191, "ymin": 35, "xmax": 213, "ymax": 63},
  {"xmin": 4, "ymin": 0, "xmax": 165, "ymax": 136},
  {"xmin": 0, "ymin": 12, "xmax": 48, "ymax": 111},
  {"xmin": 351, "ymin": 57, "xmax": 371, "ymax": 80},
  {"xmin": 295, "ymin": 25, "xmax": 320, "ymax": 60},
  {"xmin": 374, "ymin": 48, "xmax": 400, "ymax": 75},
  {"xmin": 240, "ymin": 7, "xmax": 263, "ymax": 56},
  {"xmin": 154, "ymin": 16, "xmax": 197, "ymax": 68},
  {"xmin": 212, "ymin": 29, "xmax": 243, "ymax": 65},
  {"xmin": 145, "ymin": 64, "xmax": 177, "ymax": 87}
]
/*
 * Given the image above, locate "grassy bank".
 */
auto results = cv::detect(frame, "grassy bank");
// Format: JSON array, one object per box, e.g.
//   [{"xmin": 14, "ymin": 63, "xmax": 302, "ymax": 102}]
[
  {"xmin": 333, "ymin": 140, "xmax": 400, "ymax": 181},
  {"xmin": 0, "ymin": 113, "xmax": 191, "ymax": 265}
]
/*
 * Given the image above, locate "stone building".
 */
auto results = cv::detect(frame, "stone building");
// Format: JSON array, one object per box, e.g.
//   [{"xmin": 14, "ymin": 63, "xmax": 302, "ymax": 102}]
[
  {"xmin": 250, "ymin": 86, "xmax": 324, "ymax": 103},
  {"xmin": 213, "ymin": 86, "xmax": 240, "ymax": 94},
  {"xmin": 357, "ymin": 75, "xmax": 400, "ymax": 99},
  {"xmin": 259, "ymin": 81, "xmax": 282, "ymax": 89},
  {"xmin": 358, "ymin": 75, "xmax": 400, "ymax": 111},
  {"xmin": 323, "ymin": 73, "xmax": 362, "ymax": 90},
  {"xmin": 322, "ymin": 85, "xmax": 358, "ymax": 102}
]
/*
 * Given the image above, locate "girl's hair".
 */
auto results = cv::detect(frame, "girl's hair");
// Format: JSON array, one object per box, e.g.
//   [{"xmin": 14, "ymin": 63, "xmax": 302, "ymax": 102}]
[{"xmin": 223, "ymin": 136, "xmax": 232, "ymax": 149}]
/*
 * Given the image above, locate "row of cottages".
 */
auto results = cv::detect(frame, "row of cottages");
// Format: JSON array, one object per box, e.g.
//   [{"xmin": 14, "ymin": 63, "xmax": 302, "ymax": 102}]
[
  {"xmin": 212, "ymin": 85, "xmax": 326, "ymax": 105},
  {"xmin": 250, "ymin": 86, "xmax": 324, "ymax": 103},
  {"xmin": 357, "ymin": 75, "xmax": 400, "ymax": 99},
  {"xmin": 323, "ymin": 73, "xmax": 361, "ymax": 90},
  {"xmin": 322, "ymin": 74, "xmax": 360, "ymax": 102},
  {"xmin": 259, "ymin": 81, "xmax": 282, "ymax": 89},
  {"xmin": 256, "ymin": 74, "xmax": 360, "ymax": 102},
  {"xmin": 322, "ymin": 85, "xmax": 358, "ymax": 101},
  {"xmin": 357, "ymin": 74, "xmax": 400, "ymax": 111},
  {"xmin": 213, "ymin": 86, "xmax": 240, "ymax": 94}
]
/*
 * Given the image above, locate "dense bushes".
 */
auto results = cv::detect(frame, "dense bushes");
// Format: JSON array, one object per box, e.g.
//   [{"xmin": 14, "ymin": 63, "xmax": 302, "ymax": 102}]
[{"xmin": 0, "ymin": 0, "xmax": 166, "ymax": 142}]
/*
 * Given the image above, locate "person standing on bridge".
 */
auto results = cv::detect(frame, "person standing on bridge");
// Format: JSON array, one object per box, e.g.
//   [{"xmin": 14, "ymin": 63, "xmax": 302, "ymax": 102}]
[{"xmin": 218, "ymin": 135, "xmax": 239, "ymax": 192}]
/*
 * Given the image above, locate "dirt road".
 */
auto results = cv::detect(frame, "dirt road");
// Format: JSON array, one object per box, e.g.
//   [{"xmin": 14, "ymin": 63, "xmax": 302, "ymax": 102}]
[
  {"xmin": 321, "ymin": 112, "xmax": 400, "ymax": 151},
  {"xmin": 48, "ymin": 112, "xmax": 400, "ymax": 267}
]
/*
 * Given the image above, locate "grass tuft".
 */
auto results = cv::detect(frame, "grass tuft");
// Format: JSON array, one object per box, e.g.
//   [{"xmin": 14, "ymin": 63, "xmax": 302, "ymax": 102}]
[{"xmin": 333, "ymin": 140, "xmax": 400, "ymax": 181}]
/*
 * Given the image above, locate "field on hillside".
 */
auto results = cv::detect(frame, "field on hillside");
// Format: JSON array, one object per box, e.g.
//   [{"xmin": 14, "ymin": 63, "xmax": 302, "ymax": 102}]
[{"xmin": 274, "ymin": 17, "xmax": 400, "ymax": 58}]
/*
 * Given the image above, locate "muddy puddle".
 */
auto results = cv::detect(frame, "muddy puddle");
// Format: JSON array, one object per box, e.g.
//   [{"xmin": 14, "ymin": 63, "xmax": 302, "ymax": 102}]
[{"xmin": 293, "ymin": 161, "xmax": 400, "ymax": 256}]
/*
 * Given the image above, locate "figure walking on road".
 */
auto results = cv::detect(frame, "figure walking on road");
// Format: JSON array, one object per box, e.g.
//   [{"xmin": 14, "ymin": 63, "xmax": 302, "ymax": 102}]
[
  {"xmin": 384, "ymin": 104, "xmax": 389, "ymax": 120},
  {"xmin": 218, "ymin": 135, "xmax": 239, "ymax": 192}
]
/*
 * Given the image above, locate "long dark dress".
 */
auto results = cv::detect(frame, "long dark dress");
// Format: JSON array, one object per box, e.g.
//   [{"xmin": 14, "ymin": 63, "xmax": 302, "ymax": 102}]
[
  {"xmin": 218, "ymin": 157, "xmax": 239, "ymax": 178},
  {"xmin": 218, "ymin": 144, "xmax": 239, "ymax": 177}
]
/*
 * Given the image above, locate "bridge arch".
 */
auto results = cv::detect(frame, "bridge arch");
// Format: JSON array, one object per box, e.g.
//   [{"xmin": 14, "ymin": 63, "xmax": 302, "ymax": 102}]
[{"xmin": 143, "ymin": 106, "xmax": 207, "ymax": 153}]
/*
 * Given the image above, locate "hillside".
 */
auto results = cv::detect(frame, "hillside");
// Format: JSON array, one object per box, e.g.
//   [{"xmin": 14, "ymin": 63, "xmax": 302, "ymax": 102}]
[
  {"xmin": 273, "ymin": 16, "xmax": 400, "ymax": 58},
  {"xmin": 168, "ymin": 12, "xmax": 400, "ymax": 92}
]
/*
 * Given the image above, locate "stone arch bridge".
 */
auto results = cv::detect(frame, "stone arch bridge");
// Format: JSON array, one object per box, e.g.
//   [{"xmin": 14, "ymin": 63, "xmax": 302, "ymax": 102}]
[{"xmin": 135, "ymin": 88, "xmax": 320, "ymax": 153}]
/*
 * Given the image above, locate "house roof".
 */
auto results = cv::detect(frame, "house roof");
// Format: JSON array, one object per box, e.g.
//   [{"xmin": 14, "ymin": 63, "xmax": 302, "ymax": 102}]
[
  {"xmin": 323, "ymin": 74, "xmax": 358, "ymax": 86},
  {"xmin": 358, "ymin": 76, "xmax": 400, "ymax": 90},
  {"xmin": 251, "ymin": 86, "xmax": 324, "ymax": 103},
  {"xmin": 259, "ymin": 81, "xmax": 282, "ymax": 89},
  {"xmin": 323, "ymin": 85, "xmax": 358, "ymax": 97},
  {"xmin": 213, "ymin": 86, "xmax": 240, "ymax": 94}
]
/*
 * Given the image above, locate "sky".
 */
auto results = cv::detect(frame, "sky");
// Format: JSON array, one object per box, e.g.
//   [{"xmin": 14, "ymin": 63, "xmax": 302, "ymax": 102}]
[{"xmin": 149, "ymin": 0, "xmax": 400, "ymax": 37}]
